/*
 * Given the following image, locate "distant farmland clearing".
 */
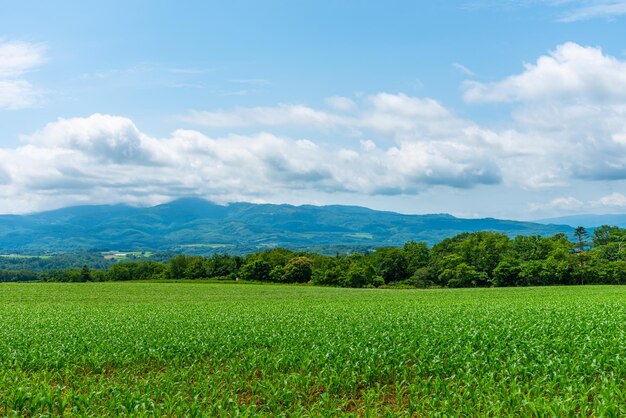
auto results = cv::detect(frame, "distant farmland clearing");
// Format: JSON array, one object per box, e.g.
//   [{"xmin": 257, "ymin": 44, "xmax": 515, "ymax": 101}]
[{"xmin": 0, "ymin": 283, "xmax": 625, "ymax": 415}]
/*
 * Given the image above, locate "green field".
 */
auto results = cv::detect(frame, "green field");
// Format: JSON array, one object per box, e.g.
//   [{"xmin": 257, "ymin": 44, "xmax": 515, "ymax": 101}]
[{"xmin": 1, "ymin": 283, "xmax": 625, "ymax": 416}]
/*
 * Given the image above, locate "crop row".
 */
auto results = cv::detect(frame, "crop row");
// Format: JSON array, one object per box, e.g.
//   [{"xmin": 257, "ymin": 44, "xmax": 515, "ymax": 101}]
[{"xmin": 0, "ymin": 283, "xmax": 625, "ymax": 415}]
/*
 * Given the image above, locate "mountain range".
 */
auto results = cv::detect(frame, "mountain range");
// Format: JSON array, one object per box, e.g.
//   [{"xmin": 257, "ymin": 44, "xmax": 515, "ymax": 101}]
[
  {"xmin": 536, "ymin": 214, "xmax": 626, "ymax": 229},
  {"xmin": 0, "ymin": 198, "xmax": 582, "ymax": 254}
]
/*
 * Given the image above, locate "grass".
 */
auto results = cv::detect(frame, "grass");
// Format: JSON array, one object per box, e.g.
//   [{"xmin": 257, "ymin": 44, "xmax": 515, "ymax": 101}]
[{"xmin": 0, "ymin": 283, "xmax": 625, "ymax": 416}]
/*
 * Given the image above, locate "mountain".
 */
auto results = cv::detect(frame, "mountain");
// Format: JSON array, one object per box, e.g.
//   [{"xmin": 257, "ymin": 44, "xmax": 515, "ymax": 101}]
[
  {"xmin": 536, "ymin": 214, "xmax": 626, "ymax": 229},
  {"xmin": 0, "ymin": 198, "xmax": 574, "ymax": 254}
]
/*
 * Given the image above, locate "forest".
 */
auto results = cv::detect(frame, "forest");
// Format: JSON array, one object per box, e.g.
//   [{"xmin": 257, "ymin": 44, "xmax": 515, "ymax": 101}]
[{"xmin": 4, "ymin": 225, "xmax": 626, "ymax": 288}]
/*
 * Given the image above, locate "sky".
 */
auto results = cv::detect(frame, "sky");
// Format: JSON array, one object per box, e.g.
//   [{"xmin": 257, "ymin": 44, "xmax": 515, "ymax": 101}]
[{"xmin": 2, "ymin": 0, "xmax": 626, "ymax": 219}]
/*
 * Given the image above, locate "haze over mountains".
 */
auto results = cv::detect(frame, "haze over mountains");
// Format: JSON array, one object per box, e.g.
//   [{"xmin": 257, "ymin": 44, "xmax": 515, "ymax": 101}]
[
  {"xmin": 536, "ymin": 215, "xmax": 626, "ymax": 229},
  {"xmin": 0, "ymin": 198, "xmax": 579, "ymax": 254}
]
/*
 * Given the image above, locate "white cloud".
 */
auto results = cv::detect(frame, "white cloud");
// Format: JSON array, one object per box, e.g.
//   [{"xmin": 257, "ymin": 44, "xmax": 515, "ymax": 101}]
[
  {"xmin": 181, "ymin": 93, "xmax": 457, "ymax": 134},
  {"xmin": 453, "ymin": 62, "xmax": 476, "ymax": 76},
  {"xmin": 0, "ymin": 40, "xmax": 45, "ymax": 110},
  {"xmin": 0, "ymin": 80, "xmax": 38, "ymax": 110},
  {"xmin": 181, "ymin": 104, "xmax": 347, "ymax": 129},
  {"xmin": 557, "ymin": 0, "xmax": 626, "ymax": 22},
  {"xmin": 467, "ymin": 1, "xmax": 626, "ymax": 22},
  {"xmin": 529, "ymin": 196, "xmax": 584, "ymax": 212},
  {"xmin": 552, "ymin": 196, "xmax": 584, "ymax": 210},
  {"xmin": 464, "ymin": 43, "xmax": 626, "ymax": 103},
  {"xmin": 325, "ymin": 96, "xmax": 357, "ymax": 112},
  {"xmin": 230, "ymin": 78, "xmax": 270, "ymax": 86},
  {"xmin": 531, "ymin": 192, "xmax": 626, "ymax": 215},
  {"xmin": 361, "ymin": 93, "xmax": 467, "ymax": 140},
  {"xmin": 0, "ymin": 101, "xmax": 508, "ymax": 212},
  {"xmin": 178, "ymin": 76, "xmax": 626, "ymax": 192},
  {"xmin": 0, "ymin": 40, "xmax": 45, "ymax": 78},
  {"xmin": 6, "ymin": 38, "xmax": 626, "ymax": 214},
  {"xmin": 180, "ymin": 92, "xmax": 505, "ymax": 189},
  {"xmin": 360, "ymin": 139, "xmax": 377, "ymax": 151},
  {"xmin": 596, "ymin": 192, "xmax": 626, "ymax": 207},
  {"xmin": 367, "ymin": 93, "xmax": 450, "ymax": 118},
  {"xmin": 462, "ymin": 42, "xmax": 626, "ymax": 185},
  {"xmin": 22, "ymin": 114, "xmax": 152, "ymax": 164},
  {"xmin": 509, "ymin": 103, "xmax": 626, "ymax": 182}
]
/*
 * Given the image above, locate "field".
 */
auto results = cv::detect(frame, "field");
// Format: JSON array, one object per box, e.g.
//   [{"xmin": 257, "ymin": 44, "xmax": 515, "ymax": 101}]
[{"xmin": 1, "ymin": 283, "xmax": 625, "ymax": 416}]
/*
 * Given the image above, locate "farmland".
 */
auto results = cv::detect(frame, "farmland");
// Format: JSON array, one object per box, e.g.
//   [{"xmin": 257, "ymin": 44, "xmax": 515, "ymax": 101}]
[{"xmin": 1, "ymin": 283, "xmax": 625, "ymax": 416}]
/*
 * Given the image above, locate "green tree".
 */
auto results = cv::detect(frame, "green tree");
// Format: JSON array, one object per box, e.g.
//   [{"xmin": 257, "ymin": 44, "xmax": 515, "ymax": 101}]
[
  {"xmin": 374, "ymin": 248, "xmax": 409, "ymax": 284},
  {"xmin": 608, "ymin": 260, "xmax": 626, "ymax": 284},
  {"xmin": 269, "ymin": 265, "xmax": 285, "ymax": 282},
  {"xmin": 518, "ymin": 260, "xmax": 545, "ymax": 286},
  {"xmin": 592, "ymin": 225, "xmax": 620, "ymax": 246},
  {"xmin": 574, "ymin": 226, "xmax": 588, "ymax": 252},
  {"xmin": 107, "ymin": 263, "xmax": 132, "ymax": 281},
  {"xmin": 133, "ymin": 261, "xmax": 166, "ymax": 281},
  {"xmin": 282, "ymin": 257, "xmax": 313, "ymax": 283},
  {"xmin": 247, "ymin": 248, "xmax": 294, "ymax": 269},
  {"xmin": 412, "ymin": 266, "xmax": 436, "ymax": 288},
  {"xmin": 239, "ymin": 260, "xmax": 272, "ymax": 282},
  {"xmin": 492, "ymin": 259, "xmax": 521, "ymax": 287},
  {"xmin": 510, "ymin": 235, "xmax": 555, "ymax": 261},
  {"xmin": 184, "ymin": 256, "xmax": 206, "ymax": 280},
  {"xmin": 168, "ymin": 255, "xmax": 189, "ymax": 280},
  {"xmin": 79, "ymin": 265, "xmax": 91, "ymax": 282},
  {"xmin": 544, "ymin": 254, "xmax": 573, "ymax": 285},
  {"xmin": 440, "ymin": 263, "xmax": 484, "ymax": 288},
  {"xmin": 430, "ymin": 232, "xmax": 508, "ymax": 287},
  {"xmin": 456, "ymin": 232, "xmax": 509, "ymax": 283},
  {"xmin": 312, "ymin": 264, "xmax": 343, "ymax": 286},
  {"xmin": 343, "ymin": 262, "xmax": 375, "ymax": 288},
  {"xmin": 205, "ymin": 254, "xmax": 241, "ymax": 278},
  {"xmin": 403, "ymin": 241, "xmax": 430, "ymax": 274}
]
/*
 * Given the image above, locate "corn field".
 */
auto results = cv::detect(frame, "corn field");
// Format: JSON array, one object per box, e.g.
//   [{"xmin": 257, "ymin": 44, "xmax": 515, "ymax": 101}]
[{"xmin": 1, "ymin": 283, "xmax": 625, "ymax": 416}]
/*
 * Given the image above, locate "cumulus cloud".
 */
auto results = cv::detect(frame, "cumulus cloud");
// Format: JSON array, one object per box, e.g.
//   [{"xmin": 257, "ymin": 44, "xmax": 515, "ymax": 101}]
[
  {"xmin": 551, "ymin": 196, "xmax": 584, "ymax": 210},
  {"xmin": 532, "ymin": 192, "xmax": 626, "ymax": 214},
  {"xmin": 22, "ymin": 114, "xmax": 152, "ymax": 164},
  {"xmin": 360, "ymin": 93, "xmax": 468, "ymax": 140},
  {"xmin": 595, "ymin": 192, "xmax": 626, "ymax": 207},
  {"xmin": 183, "ymin": 93, "xmax": 466, "ymax": 138},
  {"xmin": 510, "ymin": 102, "xmax": 626, "ymax": 182},
  {"xmin": 0, "ymin": 125, "xmax": 338, "ymax": 212},
  {"xmin": 529, "ymin": 196, "xmax": 584, "ymax": 212},
  {"xmin": 464, "ymin": 43, "xmax": 626, "ymax": 103},
  {"xmin": 462, "ymin": 42, "xmax": 626, "ymax": 186},
  {"xmin": 0, "ymin": 93, "xmax": 510, "ymax": 212},
  {"xmin": 6, "ymin": 38, "xmax": 626, "ymax": 214},
  {"xmin": 0, "ymin": 40, "xmax": 45, "ymax": 109}
]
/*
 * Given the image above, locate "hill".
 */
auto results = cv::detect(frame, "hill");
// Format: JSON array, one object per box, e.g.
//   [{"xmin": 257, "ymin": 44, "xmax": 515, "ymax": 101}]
[
  {"xmin": 0, "ymin": 198, "xmax": 573, "ymax": 254},
  {"xmin": 536, "ymin": 214, "xmax": 626, "ymax": 229}
]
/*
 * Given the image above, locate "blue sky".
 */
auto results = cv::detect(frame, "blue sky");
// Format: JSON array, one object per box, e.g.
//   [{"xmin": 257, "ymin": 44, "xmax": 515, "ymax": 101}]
[{"xmin": 2, "ymin": 1, "xmax": 626, "ymax": 219}]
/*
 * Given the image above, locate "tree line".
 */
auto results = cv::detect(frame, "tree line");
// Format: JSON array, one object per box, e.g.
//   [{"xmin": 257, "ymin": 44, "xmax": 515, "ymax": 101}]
[
  {"xmin": 6, "ymin": 226, "xmax": 626, "ymax": 287},
  {"xmin": 0, "ymin": 252, "xmax": 114, "ymax": 272}
]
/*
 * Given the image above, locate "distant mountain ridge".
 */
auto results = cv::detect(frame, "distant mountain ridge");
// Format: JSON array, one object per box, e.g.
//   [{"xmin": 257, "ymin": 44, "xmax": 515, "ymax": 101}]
[
  {"xmin": 536, "ymin": 214, "xmax": 626, "ymax": 229},
  {"xmin": 0, "ymin": 198, "xmax": 574, "ymax": 254}
]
